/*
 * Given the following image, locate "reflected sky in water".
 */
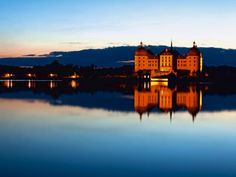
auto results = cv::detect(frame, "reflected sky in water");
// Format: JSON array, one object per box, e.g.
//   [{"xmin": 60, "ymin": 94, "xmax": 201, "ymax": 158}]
[{"xmin": 1, "ymin": 81, "xmax": 236, "ymax": 177}]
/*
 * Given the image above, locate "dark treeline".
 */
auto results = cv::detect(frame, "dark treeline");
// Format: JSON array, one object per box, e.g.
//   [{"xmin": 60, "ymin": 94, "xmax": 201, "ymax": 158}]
[
  {"xmin": 203, "ymin": 66, "xmax": 236, "ymax": 82},
  {"xmin": 0, "ymin": 60, "xmax": 78, "ymax": 79},
  {"xmin": 1, "ymin": 60, "xmax": 236, "ymax": 82},
  {"xmin": 78, "ymin": 65, "xmax": 134, "ymax": 79},
  {"xmin": 0, "ymin": 60, "xmax": 134, "ymax": 80}
]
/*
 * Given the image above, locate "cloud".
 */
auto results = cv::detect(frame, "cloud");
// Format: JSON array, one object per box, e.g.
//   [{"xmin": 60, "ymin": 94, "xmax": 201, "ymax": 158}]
[
  {"xmin": 38, "ymin": 54, "xmax": 50, "ymax": 57},
  {"xmin": 22, "ymin": 54, "xmax": 36, "ymax": 57},
  {"xmin": 107, "ymin": 42, "xmax": 130, "ymax": 46},
  {"xmin": 118, "ymin": 60, "xmax": 134, "ymax": 64},
  {"xmin": 22, "ymin": 53, "xmax": 64, "ymax": 58},
  {"xmin": 62, "ymin": 41, "xmax": 84, "ymax": 45},
  {"xmin": 60, "ymin": 41, "xmax": 88, "ymax": 46},
  {"xmin": 21, "ymin": 54, "xmax": 49, "ymax": 58}
]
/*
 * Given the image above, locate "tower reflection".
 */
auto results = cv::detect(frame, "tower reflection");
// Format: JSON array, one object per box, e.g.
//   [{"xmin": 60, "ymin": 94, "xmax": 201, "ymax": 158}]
[
  {"xmin": 0, "ymin": 80, "xmax": 204, "ymax": 121},
  {"xmin": 134, "ymin": 82, "xmax": 203, "ymax": 121}
]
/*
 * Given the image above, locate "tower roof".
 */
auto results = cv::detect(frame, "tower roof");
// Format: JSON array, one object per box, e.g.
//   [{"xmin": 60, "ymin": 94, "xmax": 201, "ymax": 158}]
[
  {"xmin": 188, "ymin": 41, "xmax": 201, "ymax": 56},
  {"xmin": 160, "ymin": 48, "xmax": 173, "ymax": 55},
  {"xmin": 135, "ymin": 42, "xmax": 154, "ymax": 57}
]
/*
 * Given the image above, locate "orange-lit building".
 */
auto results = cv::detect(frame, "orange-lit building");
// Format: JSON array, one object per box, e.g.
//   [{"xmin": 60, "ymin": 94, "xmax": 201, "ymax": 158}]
[
  {"xmin": 134, "ymin": 42, "xmax": 158, "ymax": 78},
  {"xmin": 177, "ymin": 42, "xmax": 203, "ymax": 76},
  {"xmin": 159, "ymin": 48, "xmax": 175, "ymax": 74},
  {"xmin": 134, "ymin": 41, "xmax": 203, "ymax": 78},
  {"xmin": 134, "ymin": 84, "xmax": 202, "ymax": 120}
]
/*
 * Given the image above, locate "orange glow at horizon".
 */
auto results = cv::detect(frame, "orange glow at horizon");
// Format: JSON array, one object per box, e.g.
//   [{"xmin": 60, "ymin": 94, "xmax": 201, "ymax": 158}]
[
  {"xmin": 0, "ymin": 47, "xmax": 54, "ymax": 58},
  {"xmin": 1, "ymin": 40, "xmax": 235, "ymax": 58},
  {"xmin": 0, "ymin": 43, "xmax": 88, "ymax": 58},
  {"xmin": 0, "ymin": 41, "xmax": 110, "ymax": 58}
]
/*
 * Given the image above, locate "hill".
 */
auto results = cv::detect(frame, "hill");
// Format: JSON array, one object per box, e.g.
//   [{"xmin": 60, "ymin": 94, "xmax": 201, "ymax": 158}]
[{"xmin": 0, "ymin": 46, "xmax": 236, "ymax": 67}]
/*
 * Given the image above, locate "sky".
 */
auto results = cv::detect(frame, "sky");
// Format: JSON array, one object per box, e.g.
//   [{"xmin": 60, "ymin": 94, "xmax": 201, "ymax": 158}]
[{"xmin": 0, "ymin": 0, "xmax": 236, "ymax": 57}]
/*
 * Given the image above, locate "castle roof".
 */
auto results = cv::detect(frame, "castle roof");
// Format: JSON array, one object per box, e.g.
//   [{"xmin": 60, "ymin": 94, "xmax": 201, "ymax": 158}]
[
  {"xmin": 177, "ymin": 55, "xmax": 187, "ymax": 59},
  {"xmin": 188, "ymin": 42, "xmax": 201, "ymax": 56},
  {"xmin": 160, "ymin": 48, "xmax": 172, "ymax": 55},
  {"xmin": 135, "ymin": 42, "xmax": 155, "ymax": 57},
  {"xmin": 135, "ymin": 41, "xmax": 202, "ymax": 59}
]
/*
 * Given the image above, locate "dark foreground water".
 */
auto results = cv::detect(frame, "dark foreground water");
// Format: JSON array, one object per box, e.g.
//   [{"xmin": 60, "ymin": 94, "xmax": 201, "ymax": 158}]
[{"xmin": 1, "ymin": 80, "xmax": 236, "ymax": 177}]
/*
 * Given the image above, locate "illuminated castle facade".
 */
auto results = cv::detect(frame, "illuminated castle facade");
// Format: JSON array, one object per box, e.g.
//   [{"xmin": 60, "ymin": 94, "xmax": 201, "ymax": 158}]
[{"xmin": 134, "ymin": 42, "xmax": 203, "ymax": 78}]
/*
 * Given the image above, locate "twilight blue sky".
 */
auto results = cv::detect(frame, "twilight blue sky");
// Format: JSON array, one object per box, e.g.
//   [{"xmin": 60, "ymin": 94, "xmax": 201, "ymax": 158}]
[{"xmin": 0, "ymin": 0, "xmax": 236, "ymax": 57}]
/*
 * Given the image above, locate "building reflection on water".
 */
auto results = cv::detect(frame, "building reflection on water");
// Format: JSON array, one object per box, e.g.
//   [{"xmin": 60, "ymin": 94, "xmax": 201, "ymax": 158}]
[
  {"xmin": 0, "ymin": 80, "xmax": 205, "ymax": 121},
  {"xmin": 1, "ymin": 80, "xmax": 80, "ymax": 90},
  {"xmin": 3, "ymin": 80, "xmax": 14, "ymax": 88},
  {"xmin": 134, "ymin": 82, "xmax": 202, "ymax": 121}
]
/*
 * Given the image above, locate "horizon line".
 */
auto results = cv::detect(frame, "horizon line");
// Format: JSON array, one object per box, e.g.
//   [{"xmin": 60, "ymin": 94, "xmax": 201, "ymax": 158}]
[{"xmin": 1, "ymin": 44, "xmax": 236, "ymax": 59}]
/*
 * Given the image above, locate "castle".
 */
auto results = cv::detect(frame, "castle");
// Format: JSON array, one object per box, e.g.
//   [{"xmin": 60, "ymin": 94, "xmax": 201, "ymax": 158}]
[{"xmin": 134, "ymin": 41, "xmax": 203, "ymax": 78}]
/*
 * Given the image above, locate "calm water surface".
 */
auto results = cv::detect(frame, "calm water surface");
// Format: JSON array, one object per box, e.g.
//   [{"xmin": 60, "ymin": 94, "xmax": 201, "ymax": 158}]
[{"xmin": 0, "ymin": 80, "xmax": 236, "ymax": 177}]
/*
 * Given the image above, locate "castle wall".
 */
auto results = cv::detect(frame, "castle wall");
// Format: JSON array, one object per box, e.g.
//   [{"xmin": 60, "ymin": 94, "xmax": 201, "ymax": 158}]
[{"xmin": 134, "ymin": 42, "xmax": 203, "ymax": 78}]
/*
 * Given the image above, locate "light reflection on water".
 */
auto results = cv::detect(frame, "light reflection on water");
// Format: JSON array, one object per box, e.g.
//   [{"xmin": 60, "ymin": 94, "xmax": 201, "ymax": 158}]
[{"xmin": 0, "ymin": 81, "xmax": 236, "ymax": 177}]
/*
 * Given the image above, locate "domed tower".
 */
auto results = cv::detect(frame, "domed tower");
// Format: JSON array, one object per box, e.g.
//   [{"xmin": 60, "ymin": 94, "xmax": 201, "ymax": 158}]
[
  {"xmin": 135, "ymin": 42, "xmax": 149, "ymax": 56},
  {"xmin": 134, "ymin": 42, "xmax": 157, "ymax": 78},
  {"xmin": 186, "ymin": 42, "xmax": 203, "ymax": 76},
  {"xmin": 188, "ymin": 42, "xmax": 200, "ymax": 56}
]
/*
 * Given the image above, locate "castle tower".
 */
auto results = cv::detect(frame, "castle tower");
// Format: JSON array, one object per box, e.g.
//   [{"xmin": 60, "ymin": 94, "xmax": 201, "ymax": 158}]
[{"xmin": 134, "ymin": 42, "xmax": 158, "ymax": 78}]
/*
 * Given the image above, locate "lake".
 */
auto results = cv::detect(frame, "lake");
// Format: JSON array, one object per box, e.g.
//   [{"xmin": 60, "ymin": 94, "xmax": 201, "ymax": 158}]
[{"xmin": 1, "ymin": 80, "xmax": 236, "ymax": 177}]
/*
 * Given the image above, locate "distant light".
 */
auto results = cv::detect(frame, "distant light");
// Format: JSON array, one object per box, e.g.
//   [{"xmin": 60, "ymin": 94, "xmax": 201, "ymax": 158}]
[
  {"xmin": 151, "ymin": 78, "xmax": 168, "ymax": 82},
  {"xmin": 27, "ymin": 73, "xmax": 36, "ymax": 78},
  {"xmin": 2, "ymin": 73, "xmax": 14, "ymax": 78},
  {"xmin": 49, "ymin": 73, "xmax": 58, "ymax": 78},
  {"xmin": 67, "ymin": 72, "xmax": 79, "ymax": 79}
]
